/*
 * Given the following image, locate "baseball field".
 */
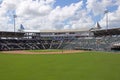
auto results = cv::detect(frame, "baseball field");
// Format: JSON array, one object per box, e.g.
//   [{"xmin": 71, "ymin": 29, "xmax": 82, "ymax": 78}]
[{"xmin": 0, "ymin": 50, "xmax": 120, "ymax": 80}]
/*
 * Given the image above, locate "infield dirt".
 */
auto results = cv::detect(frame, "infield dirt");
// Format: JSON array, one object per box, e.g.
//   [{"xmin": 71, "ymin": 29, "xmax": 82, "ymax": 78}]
[{"xmin": 1, "ymin": 50, "xmax": 86, "ymax": 54}]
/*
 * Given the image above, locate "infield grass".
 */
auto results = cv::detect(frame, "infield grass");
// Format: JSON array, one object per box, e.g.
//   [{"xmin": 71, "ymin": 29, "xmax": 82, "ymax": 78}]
[{"xmin": 0, "ymin": 51, "xmax": 120, "ymax": 80}]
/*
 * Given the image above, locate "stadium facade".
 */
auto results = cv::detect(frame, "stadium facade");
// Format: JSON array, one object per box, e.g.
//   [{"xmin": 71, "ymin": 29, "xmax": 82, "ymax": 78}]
[{"xmin": 0, "ymin": 26, "xmax": 120, "ymax": 51}]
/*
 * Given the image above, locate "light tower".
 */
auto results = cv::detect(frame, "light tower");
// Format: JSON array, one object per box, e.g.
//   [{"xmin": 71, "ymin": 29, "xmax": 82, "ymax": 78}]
[
  {"xmin": 104, "ymin": 9, "xmax": 109, "ymax": 31},
  {"xmin": 13, "ymin": 14, "xmax": 17, "ymax": 32}
]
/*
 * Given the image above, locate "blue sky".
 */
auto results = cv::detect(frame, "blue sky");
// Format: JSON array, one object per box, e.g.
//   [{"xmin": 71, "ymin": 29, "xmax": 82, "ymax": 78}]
[
  {"xmin": 0, "ymin": 0, "xmax": 119, "ymax": 31},
  {"xmin": 54, "ymin": 0, "xmax": 81, "ymax": 7},
  {"xmin": 55, "ymin": 0, "xmax": 118, "ymax": 24}
]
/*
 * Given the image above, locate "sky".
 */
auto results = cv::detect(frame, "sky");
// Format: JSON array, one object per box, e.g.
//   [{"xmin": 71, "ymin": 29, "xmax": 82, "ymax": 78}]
[{"xmin": 0, "ymin": 0, "xmax": 120, "ymax": 31}]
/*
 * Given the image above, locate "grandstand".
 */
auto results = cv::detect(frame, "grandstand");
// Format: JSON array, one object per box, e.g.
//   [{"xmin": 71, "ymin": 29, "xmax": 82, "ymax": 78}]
[
  {"xmin": 0, "ymin": 30, "xmax": 88, "ymax": 51},
  {"xmin": 0, "ymin": 27, "xmax": 120, "ymax": 51},
  {"xmin": 63, "ymin": 28, "xmax": 120, "ymax": 51}
]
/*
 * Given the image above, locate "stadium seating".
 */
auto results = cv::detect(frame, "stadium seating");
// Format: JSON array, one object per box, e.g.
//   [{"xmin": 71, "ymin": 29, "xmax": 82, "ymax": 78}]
[
  {"xmin": 0, "ymin": 28, "xmax": 120, "ymax": 51},
  {"xmin": 62, "ymin": 36, "xmax": 120, "ymax": 51}
]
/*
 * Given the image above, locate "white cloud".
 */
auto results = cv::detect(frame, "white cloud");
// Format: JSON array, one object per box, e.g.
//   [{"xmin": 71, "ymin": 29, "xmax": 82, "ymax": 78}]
[
  {"xmin": 49, "ymin": 1, "xmax": 83, "ymax": 21},
  {"xmin": 100, "ymin": 5, "xmax": 120, "ymax": 29},
  {"xmin": 86, "ymin": 0, "xmax": 117, "ymax": 15},
  {"xmin": 86, "ymin": 0, "xmax": 120, "ymax": 29},
  {"xmin": 16, "ymin": 0, "xmax": 52, "ymax": 17},
  {"xmin": 0, "ymin": 0, "xmax": 119, "ymax": 31}
]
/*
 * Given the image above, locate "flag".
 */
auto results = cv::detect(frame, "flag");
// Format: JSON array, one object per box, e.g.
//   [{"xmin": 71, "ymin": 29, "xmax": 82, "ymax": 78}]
[
  {"xmin": 104, "ymin": 9, "xmax": 108, "ymax": 14},
  {"xmin": 32, "ymin": 0, "xmax": 40, "ymax": 2},
  {"xmin": 20, "ymin": 24, "xmax": 25, "ymax": 30},
  {"xmin": 13, "ymin": 14, "xmax": 17, "ymax": 18},
  {"xmin": 96, "ymin": 22, "xmax": 101, "ymax": 29}
]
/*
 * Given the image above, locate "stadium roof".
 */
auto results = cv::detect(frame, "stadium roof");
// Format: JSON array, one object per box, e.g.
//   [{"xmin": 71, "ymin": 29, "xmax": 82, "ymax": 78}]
[
  {"xmin": 92, "ymin": 28, "xmax": 120, "ymax": 37},
  {"xmin": 39, "ymin": 29, "xmax": 89, "ymax": 33}
]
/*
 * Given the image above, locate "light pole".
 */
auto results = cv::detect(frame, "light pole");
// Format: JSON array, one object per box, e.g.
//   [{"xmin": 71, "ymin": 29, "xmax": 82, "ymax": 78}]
[
  {"xmin": 13, "ymin": 14, "xmax": 17, "ymax": 32},
  {"xmin": 104, "ymin": 10, "xmax": 109, "ymax": 31}
]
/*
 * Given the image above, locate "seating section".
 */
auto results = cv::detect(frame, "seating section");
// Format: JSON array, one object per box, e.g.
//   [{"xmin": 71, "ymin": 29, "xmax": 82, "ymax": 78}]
[
  {"xmin": 62, "ymin": 36, "xmax": 120, "ymax": 51},
  {"xmin": 0, "ymin": 39, "xmax": 71, "ymax": 51},
  {"xmin": 0, "ymin": 29, "xmax": 120, "ymax": 51}
]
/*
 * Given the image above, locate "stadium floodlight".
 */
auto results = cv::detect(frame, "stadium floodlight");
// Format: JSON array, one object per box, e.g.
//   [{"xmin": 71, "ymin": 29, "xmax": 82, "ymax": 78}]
[
  {"xmin": 13, "ymin": 14, "xmax": 17, "ymax": 32},
  {"xmin": 104, "ymin": 9, "xmax": 109, "ymax": 31}
]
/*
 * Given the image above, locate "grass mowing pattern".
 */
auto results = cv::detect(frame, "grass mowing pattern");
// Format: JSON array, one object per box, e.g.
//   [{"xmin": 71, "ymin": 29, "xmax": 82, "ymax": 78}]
[{"xmin": 0, "ymin": 51, "xmax": 120, "ymax": 80}]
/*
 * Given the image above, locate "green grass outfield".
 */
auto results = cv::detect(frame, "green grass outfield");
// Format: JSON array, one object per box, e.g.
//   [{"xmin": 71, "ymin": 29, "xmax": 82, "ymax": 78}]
[{"xmin": 0, "ymin": 51, "xmax": 120, "ymax": 80}]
